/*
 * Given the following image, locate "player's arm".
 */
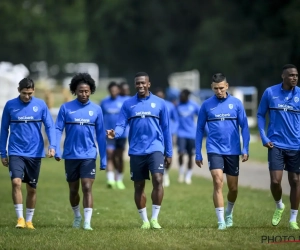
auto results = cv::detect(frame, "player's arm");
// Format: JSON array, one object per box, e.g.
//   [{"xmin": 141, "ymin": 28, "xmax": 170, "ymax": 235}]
[
  {"xmin": 110, "ymin": 104, "xmax": 128, "ymax": 139},
  {"xmin": 54, "ymin": 105, "xmax": 66, "ymax": 161},
  {"xmin": 42, "ymin": 102, "xmax": 56, "ymax": 157},
  {"xmin": 257, "ymin": 89, "xmax": 273, "ymax": 148},
  {"xmin": 96, "ymin": 107, "xmax": 107, "ymax": 170},
  {"xmin": 170, "ymin": 104, "xmax": 179, "ymax": 132},
  {"xmin": 195, "ymin": 104, "xmax": 207, "ymax": 167},
  {"xmin": 160, "ymin": 102, "xmax": 173, "ymax": 166},
  {"xmin": 0, "ymin": 103, "xmax": 10, "ymax": 166},
  {"xmin": 237, "ymin": 101, "xmax": 250, "ymax": 162}
]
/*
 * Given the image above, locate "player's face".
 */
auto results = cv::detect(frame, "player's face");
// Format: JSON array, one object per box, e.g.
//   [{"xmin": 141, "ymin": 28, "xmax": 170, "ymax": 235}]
[
  {"xmin": 155, "ymin": 91, "xmax": 164, "ymax": 99},
  {"xmin": 109, "ymin": 85, "xmax": 119, "ymax": 99},
  {"xmin": 282, "ymin": 68, "xmax": 298, "ymax": 88},
  {"xmin": 121, "ymin": 84, "xmax": 130, "ymax": 96},
  {"xmin": 76, "ymin": 83, "xmax": 91, "ymax": 103},
  {"xmin": 135, "ymin": 76, "xmax": 150, "ymax": 98},
  {"xmin": 18, "ymin": 88, "xmax": 34, "ymax": 103},
  {"xmin": 211, "ymin": 81, "xmax": 228, "ymax": 98}
]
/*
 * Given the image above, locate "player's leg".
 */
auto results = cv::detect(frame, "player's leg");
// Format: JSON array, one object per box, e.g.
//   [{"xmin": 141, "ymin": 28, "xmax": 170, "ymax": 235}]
[
  {"xmin": 185, "ymin": 139, "xmax": 195, "ymax": 185},
  {"xmin": 24, "ymin": 157, "xmax": 41, "ymax": 229},
  {"xmin": 130, "ymin": 155, "xmax": 150, "ymax": 229},
  {"xmin": 114, "ymin": 138, "xmax": 126, "ymax": 189},
  {"xmin": 80, "ymin": 159, "xmax": 96, "ymax": 230},
  {"xmin": 65, "ymin": 160, "xmax": 82, "ymax": 228},
  {"xmin": 106, "ymin": 139, "xmax": 116, "ymax": 188},
  {"xmin": 208, "ymin": 153, "xmax": 226, "ymax": 230},
  {"xmin": 177, "ymin": 137, "xmax": 186, "ymax": 183},
  {"xmin": 149, "ymin": 152, "xmax": 165, "ymax": 229},
  {"xmin": 9, "ymin": 156, "xmax": 25, "ymax": 228},
  {"xmin": 268, "ymin": 147, "xmax": 285, "ymax": 226},
  {"xmin": 285, "ymin": 150, "xmax": 300, "ymax": 229},
  {"xmin": 224, "ymin": 155, "xmax": 240, "ymax": 228}
]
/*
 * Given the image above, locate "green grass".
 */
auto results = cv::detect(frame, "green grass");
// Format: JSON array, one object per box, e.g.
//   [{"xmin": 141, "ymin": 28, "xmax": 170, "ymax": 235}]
[
  {"xmin": 0, "ymin": 159, "xmax": 296, "ymax": 249},
  {"xmin": 249, "ymin": 141, "xmax": 268, "ymax": 162}
]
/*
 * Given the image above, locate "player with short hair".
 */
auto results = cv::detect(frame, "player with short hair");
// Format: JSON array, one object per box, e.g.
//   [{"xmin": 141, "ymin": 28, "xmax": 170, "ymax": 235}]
[
  {"xmin": 257, "ymin": 64, "xmax": 300, "ymax": 230},
  {"xmin": 195, "ymin": 73, "xmax": 250, "ymax": 230},
  {"xmin": 0, "ymin": 77, "xmax": 56, "ymax": 229},
  {"xmin": 154, "ymin": 87, "xmax": 178, "ymax": 187},
  {"xmin": 177, "ymin": 89, "xmax": 200, "ymax": 184},
  {"xmin": 107, "ymin": 72, "xmax": 172, "ymax": 229},
  {"xmin": 101, "ymin": 81, "xmax": 127, "ymax": 189},
  {"xmin": 55, "ymin": 73, "xmax": 107, "ymax": 231}
]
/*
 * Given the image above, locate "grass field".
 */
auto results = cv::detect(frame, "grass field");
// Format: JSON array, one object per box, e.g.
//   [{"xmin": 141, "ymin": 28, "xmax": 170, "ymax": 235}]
[{"xmin": 0, "ymin": 158, "xmax": 297, "ymax": 249}]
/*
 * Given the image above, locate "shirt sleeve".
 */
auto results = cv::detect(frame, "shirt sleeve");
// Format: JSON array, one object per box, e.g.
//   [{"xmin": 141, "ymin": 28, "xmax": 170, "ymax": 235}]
[
  {"xmin": 96, "ymin": 107, "xmax": 107, "ymax": 170},
  {"xmin": 257, "ymin": 89, "xmax": 270, "ymax": 145},
  {"xmin": 237, "ymin": 101, "xmax": 250, "ymax": 155},
  {"xmin": 195, "ymin": 104, "xmax": 207, "ymax": 161},
  {"xmin": 0, "ymin": 103, "xmax": 10, "ymax": 158},
  {"xmin": 114, "ymin": 104, "xmax": 128, "ymax": 139},
  {"xmin": 55, "ymin": 105, "xmax": 65, "ymax": 158},
  {"xmin": 160, "ymin": 101, "xmax": 173, "ymax": 157},
  {"xmin": 170, "ymin": 104, "xmax": 179, "ymax": 132},
  {"xmin": 42, "ymin": 103, "xmax": 56, "ymax": 150}
]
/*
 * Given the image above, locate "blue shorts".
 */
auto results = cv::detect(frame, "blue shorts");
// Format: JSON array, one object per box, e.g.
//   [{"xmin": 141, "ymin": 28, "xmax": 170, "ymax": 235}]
[
  {"xmin": 65, "ymin": 159, "xmax": 96, "ymax": 182},
  {"xmin": 177, "ymin": 137, "xmax": 195, "ymax": 155},
  {"xmin": 9, "ymin": 156, "xmax": 41, "ymax": 189},
  {"xmin": 106, "ymin": 138, "xmax": 127, "ymax": 150},
  {"xmin": 268, "ymin": 147, "xmax": 300, "ymax": 173},
  {"xmin": 129, "ymin": 152, "xmax": 165, "ymax": 181},
  {"xmin": 207, "ymin": 153, "xmax": 240, "ymax": 176}
]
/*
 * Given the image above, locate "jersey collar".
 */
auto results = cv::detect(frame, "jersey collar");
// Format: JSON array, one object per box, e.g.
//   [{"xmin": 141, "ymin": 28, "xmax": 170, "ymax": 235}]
[
  {"xmin": 18, "ymin": 96, "xmax": 33, "ymax": 104},
  {"xmin": 75, "ymin": 98, "xmax": 90, "ymax": 106},
  {"xmin": 135, "ymin": 92, "xmax": 151, "ymax": 101},
  {"xmin": 214, "ymin": 92, "xmax": 231, "ymax": 101}
]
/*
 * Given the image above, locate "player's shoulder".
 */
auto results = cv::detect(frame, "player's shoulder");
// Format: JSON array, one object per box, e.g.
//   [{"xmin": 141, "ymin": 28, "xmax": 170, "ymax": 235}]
[
  {"xmin": 264, "ymin": 83, "xmax": 282, "ymax": 93},
  {"xmin": 5, "ymin": 97, "xmax": 19, "ymax": 106},
  {"xmin": 100, "ymin": 96, "xmax": 110, "ymax": 104},
  {"xmin": 201, "ymin": 95, "xmax": 216, "ymax": 106},
  {"xmin": 228, "ymin": 95, "xmax": 243, "ymax": 104}
]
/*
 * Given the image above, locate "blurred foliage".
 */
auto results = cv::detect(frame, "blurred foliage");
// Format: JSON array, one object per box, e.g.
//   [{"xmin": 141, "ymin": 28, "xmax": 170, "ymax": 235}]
[{"xmin": 1, "ymin": 0, "xmax": 300, "ymax": 95}]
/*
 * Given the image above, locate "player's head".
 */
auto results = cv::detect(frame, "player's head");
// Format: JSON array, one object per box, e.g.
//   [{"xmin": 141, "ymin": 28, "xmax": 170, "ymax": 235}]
[
  {"xmin": 108, "ymin": 81, "xmax": 120, "ymax": 99},
  {"xmin": 119, "ymin": 81, "xmax": 130, "ymax": 96},
  {"xmin": 211, "ymin": 73, "xmax": 228, "ymax": 99},
  {"xmin": 134, "ymin": 72, "xmax": 150, "ymax": 98},
  {"xmin": 154, "ymin": 87, "xmax": 165, "ymax": 99},
  {"xmin": 282, "ymin": 64, "xmax": 298, "ymax": 89},
  {"xmin": 18, "ymin": 78, "xmax": 35, "ymax": 103},
  {"xmin": 179, "ymin": 89, "xmax": 191, "ymax": 103},
  {"xmin": 69, "ymin": 73, "xmax": 96, "ymax": 103}
]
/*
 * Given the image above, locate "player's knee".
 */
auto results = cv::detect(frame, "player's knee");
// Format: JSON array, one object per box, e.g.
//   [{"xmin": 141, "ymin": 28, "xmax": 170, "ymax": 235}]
[
  {"xmin": 228, "ymin": 186, "xmax": 238, "ymax": 194},
  {"xmin": 270, "ymin": 179, "xmax": 281, "ymax": 186},
  {"xmin": 27, "ymin": 186, "xmax": 36, "ymax": 195},
  {"xmin": 81, "ymin": 184, "xmax": 92, "ymax": 194},
  {"xmin": 11, "ymin": 178, "xmax": 22, "ymax": 189},
  {"xmin": 213, "ymin": 179, "xmax": 223, "ymax": 189},
  {"xmin": 289, "ymin": 176, "xmax": 300, "ymax": 187},
  {"xmin": 152, "ymin": 175, "xmax": 163, "ymax": 188}
]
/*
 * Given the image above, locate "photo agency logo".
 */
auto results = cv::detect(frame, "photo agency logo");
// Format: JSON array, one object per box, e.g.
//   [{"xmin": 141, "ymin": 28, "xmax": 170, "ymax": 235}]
[{"xmin": 261, "ymin": 235, "xmax": 300, "ymax": 244}]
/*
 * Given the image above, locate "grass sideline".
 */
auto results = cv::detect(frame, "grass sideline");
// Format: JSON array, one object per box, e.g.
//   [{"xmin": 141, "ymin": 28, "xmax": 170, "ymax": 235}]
[{"xmin": 0, "ymin": 159, "xmax": 296, "ymax": 249}]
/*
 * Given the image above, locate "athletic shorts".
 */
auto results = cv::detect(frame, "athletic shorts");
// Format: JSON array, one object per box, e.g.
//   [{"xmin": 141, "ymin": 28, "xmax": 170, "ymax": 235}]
[
  {"xmin": 177, "ymin": 137, "xmax": 195, "ymax": 155},
  {"xmin": 129, "ymin": 152, "xmax": 165, "ymax": 181},
  {"xmin": 9, "ymin": 156, "xmax": 41, "ymax": 189},
  {"xmin": 268, "ymin": 147, "xmax": 300, "ymax": 173},
  {"xmin": 65, "ymin": 159, "xmax": 96, "ymax": 182},
  {"xmin": 207, "ymin": 153, "xmax": 240, "ymax": 176},
  {"xmin": 106, "ymin": 138, "xmax": 127, "ymax": 150}
]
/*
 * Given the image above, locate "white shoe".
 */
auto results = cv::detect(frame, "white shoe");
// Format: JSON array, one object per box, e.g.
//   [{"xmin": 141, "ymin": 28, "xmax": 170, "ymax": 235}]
[
  {"xmin": 185, "ymin": 178, "xmax": 192, "ymax": 185},
  {"xmin": 163, "ymin": 175, "xmax": 170, "ymax": 187},
  {"xmin": 178, "ymin": 174, "xmax": 184, "ymax": 183}
]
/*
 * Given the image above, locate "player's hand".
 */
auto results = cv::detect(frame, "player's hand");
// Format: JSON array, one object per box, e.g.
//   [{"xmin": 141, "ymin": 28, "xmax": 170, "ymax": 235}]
[
  {"xmin": 264, "ymin": 142, "xmax": 274, "ymax": 149},
  {"xmin": 55, "ymin": 157, "xmax": 61, "ymax": 162},
  {"xmin": 241, "ymin": 154, "xmax": 249, "ymax": 162},
  {"xmin": 195, "ymin": 160, "xmax": 203, "ymax": 168},
  {"xmin": 106, "ymin": 129, "xmax": 115, "ymax": 139},
  {"xmin": 47, "ymin": 148, "xmax": 55, "ymax": 158},
  {"xmin": 1, "ymin": 158, "xmax": 8, "ymax": 167},
  {"xmin": 164, "ymin": 157, "xmax": 172, "ymax": 168}
]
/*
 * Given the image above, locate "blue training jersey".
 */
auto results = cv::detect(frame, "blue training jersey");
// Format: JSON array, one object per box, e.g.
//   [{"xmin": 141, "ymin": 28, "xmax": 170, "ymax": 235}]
[
  {"xmin": 55, "ymin": 99, "xmax": 107, "ymax": 169},
  {"xmin": 177, "ymin": 100, "xmax": 200, "ymax": 139},
  {"xmin": 114, "ymin": 92, "xmax": 172, "ymax": 157},
  {"xmin": 100, "ymin": 95, "xmax": 124, "ymax": 134},
  {"xmin": 195, "ymin": 94, "xmax": 250, "ymax": 161},
  {"xmin": 0, "ymin": 96, "xmax": 56, "ymax": 158},
  {"xmin": 257, "ymin": 83, "xmax": 300, "ymax": 150},
  {"xmin": 165, "ymin": 100, "xmax": 179, "ymax": 136}
]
